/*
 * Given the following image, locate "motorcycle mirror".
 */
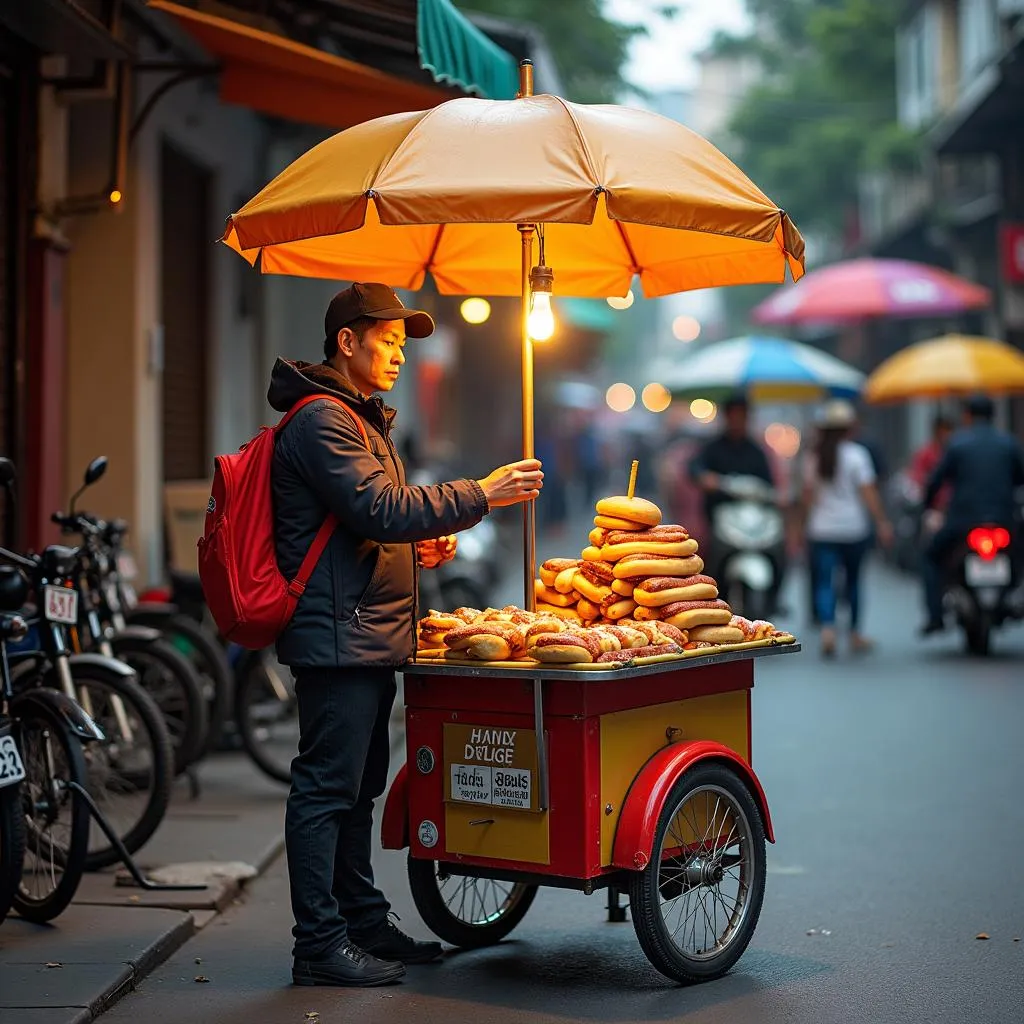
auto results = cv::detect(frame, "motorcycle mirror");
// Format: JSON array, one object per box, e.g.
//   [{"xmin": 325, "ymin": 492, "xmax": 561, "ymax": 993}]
[{"xmin": 84, "ymin": 456, "xmax": 108, "ymax": 487}]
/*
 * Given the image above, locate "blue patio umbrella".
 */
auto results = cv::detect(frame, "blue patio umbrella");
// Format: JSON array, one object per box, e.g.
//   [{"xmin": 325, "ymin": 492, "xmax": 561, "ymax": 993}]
[{"xmin": 655, "ymin": 335, "xmax": 864, "ymax": 403}]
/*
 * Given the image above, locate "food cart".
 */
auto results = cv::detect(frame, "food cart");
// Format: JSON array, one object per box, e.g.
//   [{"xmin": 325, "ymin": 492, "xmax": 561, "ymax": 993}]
[
  {"xmin": 382, "ymin": 638, "xmax": 797, "ymax": 984},
  {"xmin": 223, "ymin": 57, "xmax": 806, "ymax": 985}
]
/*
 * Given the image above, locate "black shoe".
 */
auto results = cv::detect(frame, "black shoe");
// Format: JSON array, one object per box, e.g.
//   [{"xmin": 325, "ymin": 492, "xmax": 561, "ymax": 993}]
[
  {"xmin": 292, "ymin": 942, "xmax": 405, "ymax": 987},
  {"xmin": 919, "ymin": 620, "xmax": 945, "ymax": 637},
  {"xmin": 352, "ymin": 915, "xmax": 443, "ymax": 964}
]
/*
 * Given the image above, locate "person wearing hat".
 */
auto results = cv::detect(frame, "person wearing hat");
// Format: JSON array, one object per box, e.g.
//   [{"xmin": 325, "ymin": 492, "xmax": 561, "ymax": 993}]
[
  {"xmin": 919, "ymin": 394, "xmax": 1024, "ymax": 635},
  {"xmin": 801, "ymin": 399, "xmax": 893, "ymax": 657},
  {"xmin": 267, "ymin": 283, "xmax": 544, "ymax": 987}
]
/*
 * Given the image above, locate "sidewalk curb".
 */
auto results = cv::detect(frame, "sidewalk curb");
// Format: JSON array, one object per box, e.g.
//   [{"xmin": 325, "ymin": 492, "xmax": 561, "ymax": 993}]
[{"xmin": 87, "ymin": 835, "xmax": 286, "ymax": 1022}]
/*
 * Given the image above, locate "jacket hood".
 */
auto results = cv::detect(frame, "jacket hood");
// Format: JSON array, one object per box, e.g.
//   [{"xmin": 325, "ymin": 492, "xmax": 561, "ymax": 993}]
[{"xmin": 267, "ymin": 359, "xmax": 397, "ymax": 427}]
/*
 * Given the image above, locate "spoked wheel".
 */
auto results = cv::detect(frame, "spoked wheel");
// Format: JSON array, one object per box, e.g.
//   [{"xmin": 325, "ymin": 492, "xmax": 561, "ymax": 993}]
[
  {"xmin": 234, "ymin": 650, "xmax": 298, "ymax": 785},
  {"xmin": 0, "ymin": 776, "xmax": 26, "ymax": 924},
  {"xmin": 69, "ymin": 666, "xmax": 174, "ymax": 871},
  {"xmin": 407, "ymin": 856, "xmax": 537, "ymax": 948},
  {"xmin": 629, "ymin": 763, "xmax": 766, "ymax": 984},
  {"xmin": 111, "ymin": 635, "xmax": 209, "ymax": 773},
  {"xmin": 13, "ymin": 702, "xmax": 90, "ymax": 922}
]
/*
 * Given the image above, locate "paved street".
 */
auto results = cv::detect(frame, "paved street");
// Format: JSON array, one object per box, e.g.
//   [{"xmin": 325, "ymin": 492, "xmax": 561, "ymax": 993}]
[{"xmin": 96, "ymin": 560, "xmax": 1024, "ymax": 1024}]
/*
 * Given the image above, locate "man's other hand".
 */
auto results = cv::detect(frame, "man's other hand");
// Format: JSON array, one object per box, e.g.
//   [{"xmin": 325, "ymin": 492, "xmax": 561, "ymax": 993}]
[
  {"xmin": 477, "ymin": 459, "xmax": 544, "ymax": 508},
  {"xmin": 417, "ymin": 535, "xmax": 457, "ymax": 569}
]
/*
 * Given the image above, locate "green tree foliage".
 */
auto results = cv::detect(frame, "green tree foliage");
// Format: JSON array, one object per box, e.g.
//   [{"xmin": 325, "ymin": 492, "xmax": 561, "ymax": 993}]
[
  {"xmin": 716, "ymin": 0, "xmax": 917, "ymax": 238},
  {"xmin": 452, "ymin": 0, "xmax": 648, "ymax": 103}
]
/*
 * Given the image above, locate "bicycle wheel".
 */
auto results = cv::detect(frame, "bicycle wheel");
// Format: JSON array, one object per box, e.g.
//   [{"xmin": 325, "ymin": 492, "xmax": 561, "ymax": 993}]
[
  {"xmin": 234, "ymin": 649, "xmax": 297, "ymax": 785},
  {"xmin": 0, "ymin": 776, "xmax": 26, "ymax": 925},
  {"xmin": 12, "ymin": 701, "xmax": 90, "ymax": 923},
  {"xmin": 127, "ymin": 611, "xmax": 233, "ymax": 753},
  {"xmin": 111, "ymin": 634, "xmax": 208, "ymax": 774},
  {"xmin": 68, "ymin": 665, "xmax": 174, "ymax": 871}
]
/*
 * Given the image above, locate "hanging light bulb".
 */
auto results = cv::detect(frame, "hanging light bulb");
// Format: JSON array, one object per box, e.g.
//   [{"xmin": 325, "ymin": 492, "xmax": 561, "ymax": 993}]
[{"xmin": 528, "ymin": 226, "xmax": 556, "ymax": 342}]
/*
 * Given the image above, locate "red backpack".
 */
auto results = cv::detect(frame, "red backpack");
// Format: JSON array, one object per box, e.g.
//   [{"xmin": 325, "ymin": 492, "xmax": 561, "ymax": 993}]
[{"xmin": 198, "ymin": 394, "xmax": 369, "ymax": 649}]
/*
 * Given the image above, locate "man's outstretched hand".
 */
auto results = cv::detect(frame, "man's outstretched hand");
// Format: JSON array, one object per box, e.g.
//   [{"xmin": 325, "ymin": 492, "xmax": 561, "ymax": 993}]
[
  {"xmin": 477, "ymin": 459, "xmax": 544, "ymax": 509},
  {"xmin": 416, "ymin": 535, "xmax": 457, "ymax": 569}
]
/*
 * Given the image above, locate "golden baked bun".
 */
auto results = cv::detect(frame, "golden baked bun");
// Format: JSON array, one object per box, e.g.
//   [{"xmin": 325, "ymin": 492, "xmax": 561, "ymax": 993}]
[
  {"xmin": 688, "ymin": 624, "xmax": 745, "ymax": 645},
  {"xmin": 594, "ymin": 515, "xmax": 644, "ymax": 531},
  {"xmin": 595, "ymin": 495, "xmax": 662, "ymax": 527}
]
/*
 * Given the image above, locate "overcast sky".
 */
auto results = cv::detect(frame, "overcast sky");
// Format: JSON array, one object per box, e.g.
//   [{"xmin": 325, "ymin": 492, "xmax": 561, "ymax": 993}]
[{"xmin": 604, "ymin": 0, "xmax": 750, "ymax": 92}]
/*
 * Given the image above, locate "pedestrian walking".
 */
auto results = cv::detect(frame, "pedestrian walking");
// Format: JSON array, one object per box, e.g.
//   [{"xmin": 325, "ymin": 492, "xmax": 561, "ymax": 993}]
[
  {"xmin": 801, "ymin": 400, "xmax": 893, "ymax": 657},
  {"xmin": 269, "ymin": 283, "xmax": 543, "ymax": 988}
]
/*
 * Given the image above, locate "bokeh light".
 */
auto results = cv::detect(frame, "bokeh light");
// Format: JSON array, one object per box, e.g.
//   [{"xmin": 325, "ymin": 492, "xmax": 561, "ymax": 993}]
[
  {"xmin": 764, "ymin": 422, "xmax": 802, "ymax": 459},
  {"xmin": 109, "ymin": 189, "xmax": 123, "ymax": 205},
  {"xmin": 460, "ymin": 297, "xmax": 491, "ymax": 324},
  {"xmin": 690, "ymin": 398, "xmax": 717, "ymax": 422},
  {"xmin": 641, "ymin": 382, "xmax": 672, "ymax": 413},
  {"xmin": 672, "ymin": 315, "xmax": 701, "ymax": 342},
  {"xmin": 607, "ymin": 289, "xmax": 635, "ymax": 310},
  {"xmin": 606, "ymin": 382, "xmax": 636, "ymax": 413}
]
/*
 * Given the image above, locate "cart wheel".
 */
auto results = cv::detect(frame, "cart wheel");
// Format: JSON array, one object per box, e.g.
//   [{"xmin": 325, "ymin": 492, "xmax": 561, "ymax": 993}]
[
  {"xmin": 407, "ymin": 856, "xmax": 537, "ymax": 949},
  {"xmin": 628, "ymin": 763, "xmax": 766, "ymax": 984}
]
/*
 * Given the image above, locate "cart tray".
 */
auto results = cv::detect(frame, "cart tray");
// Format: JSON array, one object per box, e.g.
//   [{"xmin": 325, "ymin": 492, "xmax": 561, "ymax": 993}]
[{"xmin": 405, "ymin": 635, "xmax": 799, "ymax": 682}]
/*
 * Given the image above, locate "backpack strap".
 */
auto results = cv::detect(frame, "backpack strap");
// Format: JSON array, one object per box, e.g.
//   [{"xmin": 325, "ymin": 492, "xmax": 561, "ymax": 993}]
[{"xmin": 277, "ymin": 393, "xmax": 371, "ymax": 610}]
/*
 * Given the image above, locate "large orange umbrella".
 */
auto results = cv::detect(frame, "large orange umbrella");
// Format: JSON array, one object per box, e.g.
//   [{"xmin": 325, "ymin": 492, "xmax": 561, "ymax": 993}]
[{"xmin": 224, "ymin": 61, "xmax": 805, "ymax": 604}]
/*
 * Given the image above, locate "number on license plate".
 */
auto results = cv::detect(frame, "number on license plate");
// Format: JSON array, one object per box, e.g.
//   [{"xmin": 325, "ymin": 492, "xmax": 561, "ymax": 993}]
[
  {"xmin": 965, "ymin": 554, "xmax": 1011, "ymax": 587},
  {"xmin": 0, "ymin": 734, "xmax": 26, "ymax": 788},
  {"xmin": 43, "ymin": 584, "xmax": 79, "ymax": 625}
]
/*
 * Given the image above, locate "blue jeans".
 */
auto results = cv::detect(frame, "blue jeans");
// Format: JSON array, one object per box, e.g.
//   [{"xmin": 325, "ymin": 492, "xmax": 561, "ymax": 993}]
[
  {"xmin": 286, "ymin": 667, "xmax": 396, "ymax": 960},
  {"xmin": 810, "ymin": 539, "xmax": 870, "ymax": 629}
]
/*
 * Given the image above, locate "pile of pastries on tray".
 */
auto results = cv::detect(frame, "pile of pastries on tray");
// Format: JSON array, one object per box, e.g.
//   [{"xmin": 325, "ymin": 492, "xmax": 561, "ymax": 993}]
[{"xmin": 416, "ymin": 493, "xmax": 789, "ymax": 665}]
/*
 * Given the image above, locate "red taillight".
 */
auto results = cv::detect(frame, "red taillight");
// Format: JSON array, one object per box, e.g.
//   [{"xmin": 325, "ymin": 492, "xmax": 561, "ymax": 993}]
[{"xmin": 967, "ymin": 527, "xmax": 1011, "ymax": 561}]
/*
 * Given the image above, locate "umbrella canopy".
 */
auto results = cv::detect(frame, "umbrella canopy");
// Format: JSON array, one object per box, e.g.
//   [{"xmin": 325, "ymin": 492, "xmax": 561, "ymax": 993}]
[
  {"xmin": 752, "ymin": 258, "xmax": 989, "ymax": 325},
  {"xmin": 864, "ymin": 334, "xmax": 1024, "ymax": 403},
  {"xmin": 654, "ymin": 335, "xmax": 865, "ymax": 403},
  {"xmin": 224, "ymin": 93, "xmax": 804, "ymax": 298}
]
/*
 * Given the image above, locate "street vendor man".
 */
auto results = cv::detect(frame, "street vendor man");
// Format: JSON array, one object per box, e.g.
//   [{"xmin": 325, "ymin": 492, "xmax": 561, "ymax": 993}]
[{"xmin": 269, "ymin": 282, "xmax": 543, "ymax": 988}]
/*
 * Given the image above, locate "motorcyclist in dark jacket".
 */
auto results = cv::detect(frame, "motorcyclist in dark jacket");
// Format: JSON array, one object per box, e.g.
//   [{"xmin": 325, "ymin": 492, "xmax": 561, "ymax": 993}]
[
  {"xmin": 920, "ymin": 394, "xmax": 1024, "ymax": 634},
  {"xmin": 273, "ymin": 283, "xmax": 543, "ymax": 988}
]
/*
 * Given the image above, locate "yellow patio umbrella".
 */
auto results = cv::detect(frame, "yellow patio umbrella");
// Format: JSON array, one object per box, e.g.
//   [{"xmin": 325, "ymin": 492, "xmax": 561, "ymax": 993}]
[
  {"xmin": 864, "ymin": 334, "xmax": 1024, "ymax": 403},
  {"xmin": 224, "ymin": 61, "xmax": 806, "ymax": 605}
]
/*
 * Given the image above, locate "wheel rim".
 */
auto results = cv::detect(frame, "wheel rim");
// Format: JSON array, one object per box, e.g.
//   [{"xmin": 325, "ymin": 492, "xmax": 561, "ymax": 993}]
[
  {"xmin": 18, "ymin": 720, "xmax": 75, "ymax": 905},
  {"xmin": 124, "ymin": 651, "xmax": 189, "ymax": 753},
  {"xmin": 435, "ymin": 869, "xmax": 529, "ymax": 928},
  {"xmin": 655, "ymin": 783, "xmax": 755, "ymax": 962}
]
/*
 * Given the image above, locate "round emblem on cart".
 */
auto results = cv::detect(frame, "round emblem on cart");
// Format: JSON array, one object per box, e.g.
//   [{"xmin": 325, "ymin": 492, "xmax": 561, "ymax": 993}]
[
  {"xmin": 417, "ymin": 820, "xmax": 438, "ymax": 849},
  {"xmin": 415, "ymin": 746, "xmax": 435, "ymax": 775}
]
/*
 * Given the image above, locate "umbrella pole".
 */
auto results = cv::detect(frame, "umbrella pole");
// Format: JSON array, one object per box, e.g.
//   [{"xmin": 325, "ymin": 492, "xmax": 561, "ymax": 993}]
[{"xmin": 520, "ymin": 222, "xmax": 537, "ymax": 612}]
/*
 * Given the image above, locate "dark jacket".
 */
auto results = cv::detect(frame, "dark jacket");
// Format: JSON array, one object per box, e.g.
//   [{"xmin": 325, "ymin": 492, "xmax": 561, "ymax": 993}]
[
  {"xmin": 924, "ymin": 423, "xmax": 1024, "ymax": 529},
  {"xmin": 268, "ymin": 360, "xmax": 488, "ymax": 668},
  {"xmin": 689, "ymin": 435, "xmax": 773, "ymax": 518}
]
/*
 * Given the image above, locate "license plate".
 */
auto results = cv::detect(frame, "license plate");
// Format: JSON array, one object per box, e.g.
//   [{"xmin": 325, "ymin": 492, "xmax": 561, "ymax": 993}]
[
  {"xmin": 965, "ymin": 554, "xmax": 1011, "ymax": 587},
  {"xmin": 116, "ymin": 552, "xmax": 138, "ymax": 580},
  {"xmin": 0, "ymin": 734, "xmax": 26, "ymax": 788},
  {"xmin": 43, "ymin": 584, "xmax": 79, "ymax": 625}
]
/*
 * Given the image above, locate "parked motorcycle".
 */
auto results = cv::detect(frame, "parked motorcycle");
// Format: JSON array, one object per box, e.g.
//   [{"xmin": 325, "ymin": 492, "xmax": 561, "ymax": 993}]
[{"xmin": 709, "ymin": 475, "xmax": 785, "ymax": 621}]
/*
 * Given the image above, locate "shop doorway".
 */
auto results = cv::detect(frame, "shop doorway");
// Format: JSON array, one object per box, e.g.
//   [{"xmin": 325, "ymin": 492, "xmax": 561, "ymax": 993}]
[{"xmin": 160, "ymin": 141, "xmax": 211, "ymax": 482}]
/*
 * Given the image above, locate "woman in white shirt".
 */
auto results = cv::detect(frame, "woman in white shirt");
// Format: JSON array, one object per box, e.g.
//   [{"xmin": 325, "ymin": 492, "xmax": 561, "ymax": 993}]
[{"xmin": 803, "ymin": 401, "xmax": 893, "ymax": 657}]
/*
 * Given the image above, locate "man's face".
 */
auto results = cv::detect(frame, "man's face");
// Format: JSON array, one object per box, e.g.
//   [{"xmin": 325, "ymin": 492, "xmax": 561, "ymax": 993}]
[
  {"xmin": 340, "ymin": 319, "xmax": 407, "ymax": 394},
  {"xmin": 725, "ymin": 404, "xmax": 748, "ymax": 439}
]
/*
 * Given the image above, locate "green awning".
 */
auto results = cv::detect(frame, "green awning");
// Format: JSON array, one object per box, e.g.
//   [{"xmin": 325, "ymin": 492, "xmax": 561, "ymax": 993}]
[
  {"xmin": 417, "ymin": 0, "xmax": 518, "ymax": 100},
  {"xmin": 559, "ymin": 298, "xmax": 618, "ymax": 334}
]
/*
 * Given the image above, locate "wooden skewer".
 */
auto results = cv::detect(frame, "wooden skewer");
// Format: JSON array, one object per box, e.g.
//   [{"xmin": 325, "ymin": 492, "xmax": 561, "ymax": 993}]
[{"xmin": 627, "ymin": 460, "xmax": 639, "ymax": 499}]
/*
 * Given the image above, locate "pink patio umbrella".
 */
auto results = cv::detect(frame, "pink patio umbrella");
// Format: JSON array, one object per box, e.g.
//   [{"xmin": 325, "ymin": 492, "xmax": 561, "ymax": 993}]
[{"xmin": 752, "ymin": 258, "xmax": 990, "ymax": 325}]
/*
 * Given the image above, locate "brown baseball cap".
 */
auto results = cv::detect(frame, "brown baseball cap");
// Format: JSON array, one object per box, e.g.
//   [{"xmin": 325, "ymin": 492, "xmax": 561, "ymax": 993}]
[{"xmin": 324, "ymin": 283, "xmax": 434, "ymax": 350}]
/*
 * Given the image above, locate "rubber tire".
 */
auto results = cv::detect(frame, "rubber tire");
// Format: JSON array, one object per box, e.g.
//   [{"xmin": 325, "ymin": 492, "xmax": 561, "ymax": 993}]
[
  {"xmin": 73, "ymin": 666, "xmax": 175, "ymax": 871},
  {"xmin": 233, "ymin": 650, "xmax": 295, "ymax": 785},
  {"xmin": 407, "ymin": 856, "xmax": 537, "ymax": 948},
  {"xmin": 12, "ymin": 701, "xmax": 90, "ymax": 923},
  {"xmin": 111, "ymin": 634, "xmax": 209, "ymax": 773},
  {"xmin": 964, "ymin": 614, "xmax": 992, "ymax": 656},
  {"xmin": 127, "ymin": 610, "xmax": 233, "ymax": 753},
  {"xmin": 0, "ymin": 776, "xmax": 26, "ymax": 925},
  {"xmin": 628, "ymin": 763, "xmax": 766, "ymax": 985}
]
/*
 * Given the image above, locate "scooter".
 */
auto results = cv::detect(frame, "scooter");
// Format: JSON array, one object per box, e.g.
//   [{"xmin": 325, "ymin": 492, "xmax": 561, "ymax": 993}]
[
  {"xmin": 941, "ymin": 524, "xmax": 1023, "ymax": 656},
  {"xmin": 710, "ymin": 475, "xmax": 785, "ymax": 621}
]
